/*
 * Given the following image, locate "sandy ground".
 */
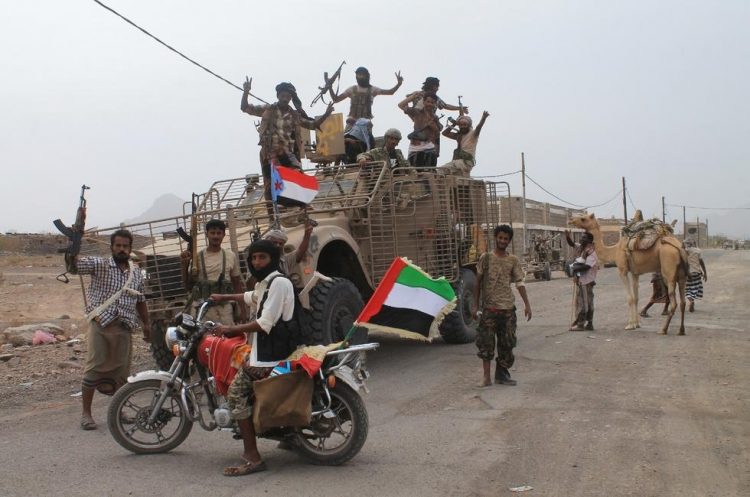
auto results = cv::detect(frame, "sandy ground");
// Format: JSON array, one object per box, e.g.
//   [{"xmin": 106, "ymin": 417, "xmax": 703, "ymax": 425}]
[{"xmin": 0, "ymin": 249, "xmax": 748, "ymax": 496}]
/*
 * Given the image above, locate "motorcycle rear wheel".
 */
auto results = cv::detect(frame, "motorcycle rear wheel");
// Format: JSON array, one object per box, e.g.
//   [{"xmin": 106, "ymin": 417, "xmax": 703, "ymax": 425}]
[
  {"xmin": 294, "ymin": 382, "xmax": 368, "ymax": 466},
  {"xmin": 107, "ymin": 379, "xmax": 193, "ymax": 454}
]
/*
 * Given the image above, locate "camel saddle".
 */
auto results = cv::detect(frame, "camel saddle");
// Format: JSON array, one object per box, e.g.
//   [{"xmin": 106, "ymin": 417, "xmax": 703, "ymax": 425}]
[{"xmin": 621, "ymin": 218, "xmax": 675, "ymax": 251}]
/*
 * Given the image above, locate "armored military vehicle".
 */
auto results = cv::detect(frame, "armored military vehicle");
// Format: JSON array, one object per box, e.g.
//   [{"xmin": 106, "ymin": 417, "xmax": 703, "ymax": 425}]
[{"xmin": 76, "ymin": 163, "xmax": 509, "ymax": 369}]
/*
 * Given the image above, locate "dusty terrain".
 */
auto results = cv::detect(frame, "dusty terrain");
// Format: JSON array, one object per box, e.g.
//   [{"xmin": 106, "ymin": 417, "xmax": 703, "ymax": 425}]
[
  {"xmin": 0, "ymin": 249, "xmax": 748, "ymax": 497},
  {"xmin": 0, "ymin": 255, "xmax": 154, "ymax": 410}
]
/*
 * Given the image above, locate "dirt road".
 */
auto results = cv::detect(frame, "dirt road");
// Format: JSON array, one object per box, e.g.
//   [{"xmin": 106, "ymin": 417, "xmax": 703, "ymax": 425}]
[{"xmin": 0, "ymin": 250, "xmax": 748, "ymax": 496}]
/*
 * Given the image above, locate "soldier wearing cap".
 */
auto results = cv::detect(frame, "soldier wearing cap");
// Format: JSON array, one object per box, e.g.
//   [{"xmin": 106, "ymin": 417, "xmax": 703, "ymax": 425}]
[
  {"xmin": 261, "ymin": 220, "xmax": 315, "ymax": 281},
  {"xmin": 357, "ymin": 128, "xmax": 410, "ymax": 169}
]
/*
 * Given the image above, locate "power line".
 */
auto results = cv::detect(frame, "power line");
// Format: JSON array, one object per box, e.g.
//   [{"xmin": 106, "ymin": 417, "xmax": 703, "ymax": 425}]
[
  {"xmin": 626, "ymin": 187, "xmax": 637, "ymax": 211},
  {"xmin": 92, "ymin": 0, "xmax": 269, "ymax": 104},
  {"xmin": 525, "ymin": 173, "xmax": 621, "ymax": 210},
  {"xmin": 666, "ymin": 203, "xmax": 750, "ymax": 211},
  {"xmin": 473, "ymin": 170, "xmax": 522, "ymax": 179}
]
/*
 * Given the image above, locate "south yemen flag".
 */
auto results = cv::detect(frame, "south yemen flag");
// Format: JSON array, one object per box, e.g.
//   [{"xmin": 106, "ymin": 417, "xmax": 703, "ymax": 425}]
[
  {"xmin": 271, "ymin": 162, "xmax": 319, "ymax": 206},
  {"xmin": 355, "ymin": 257, "xmax": 456, "ymax": 341}
]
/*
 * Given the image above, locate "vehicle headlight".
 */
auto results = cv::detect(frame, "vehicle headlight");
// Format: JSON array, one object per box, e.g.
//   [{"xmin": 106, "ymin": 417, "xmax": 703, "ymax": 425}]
[{"xmin": 165, "ymin": 326, "xmax": 182, "ymax": 349}]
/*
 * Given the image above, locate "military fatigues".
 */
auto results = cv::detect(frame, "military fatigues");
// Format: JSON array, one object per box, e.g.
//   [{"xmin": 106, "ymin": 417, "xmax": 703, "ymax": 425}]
[
  {"xmin": 475, "ymin": 252, "xmax": 525, "ymax": 369},
  {"xmin": 356, "ymin": 147, "xmax": 410, "ymax": 169},
  {"xmin": 190, "ymin": 248, "xmax": 240, "ymax": 324}
]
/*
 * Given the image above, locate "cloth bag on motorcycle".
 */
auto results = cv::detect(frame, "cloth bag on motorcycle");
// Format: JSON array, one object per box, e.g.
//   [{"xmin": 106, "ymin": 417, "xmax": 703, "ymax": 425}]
[{"xmin": 252, "ymin": 369, "xmax": 314, "ymax": 432}]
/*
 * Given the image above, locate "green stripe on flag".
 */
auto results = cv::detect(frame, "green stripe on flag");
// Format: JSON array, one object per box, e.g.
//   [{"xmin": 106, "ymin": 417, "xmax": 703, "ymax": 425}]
[{"xmin": 394, "ymin": 264, "xmax": 456, "ymax": 301}]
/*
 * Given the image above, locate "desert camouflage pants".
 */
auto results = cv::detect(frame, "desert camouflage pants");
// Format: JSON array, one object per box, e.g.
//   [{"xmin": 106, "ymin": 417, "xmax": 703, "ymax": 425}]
[
  {"xmin": 475, "ymin": 308, "xmax": 517, "ymax": 368},
  {"xmin": 226, "ymin": 366, "xmax": 272, "ymax": 420}
]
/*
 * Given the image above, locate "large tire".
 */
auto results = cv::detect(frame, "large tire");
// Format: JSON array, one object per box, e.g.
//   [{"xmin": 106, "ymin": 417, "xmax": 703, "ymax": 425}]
[
  {"xmin": 439, "ymin": 268, "xmax": 477, "ymax": 344},
  {"xmin": 309, "ymin": 278, "xmax": 364, "ymax": 344},
  {"xmin": 107, "ymin": 379, "xmax": 193, "ymax": 454},
  {"xmin": 149, "ymin": 320, "xmax": 174, "ymax": 371},
  {"xmin": 294, "ymin": 382, "xmax": 368, "ymax": 466}
]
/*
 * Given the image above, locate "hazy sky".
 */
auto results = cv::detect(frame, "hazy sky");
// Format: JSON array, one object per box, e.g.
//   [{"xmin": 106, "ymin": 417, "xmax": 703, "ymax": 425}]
[{"xmin": 2, "ymin": 0, "xmax": 749, "ymax": 236}]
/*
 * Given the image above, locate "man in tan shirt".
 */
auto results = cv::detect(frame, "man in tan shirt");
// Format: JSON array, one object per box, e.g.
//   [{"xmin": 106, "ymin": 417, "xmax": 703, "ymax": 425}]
[
  {"xmin": 181, "ymin": 219, "xmax": 247, "ymax": 324},
  {"xmin": 473, "ymin": 225, "xmax": 532, "ymax": 387}
]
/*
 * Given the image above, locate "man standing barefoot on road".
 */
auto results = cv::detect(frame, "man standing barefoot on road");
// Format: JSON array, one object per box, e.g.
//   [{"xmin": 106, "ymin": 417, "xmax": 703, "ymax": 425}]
[
  {"xmin": 473, "ymin": 225, "xmax": 532, "ymax": 387},
  {"xmin": 72, "ymin": 229, "xmax": 151, "ymax": 430}
]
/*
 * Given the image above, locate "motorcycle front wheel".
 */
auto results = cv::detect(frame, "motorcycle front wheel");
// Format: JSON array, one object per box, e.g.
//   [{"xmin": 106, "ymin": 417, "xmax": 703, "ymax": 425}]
[
  {"xmin": 294, "ymin": 381, "xmax": 368, "ymax": 466},
  {"xmin": 107, "ymin": 379, "xmax": 193, "ymax": 454}
]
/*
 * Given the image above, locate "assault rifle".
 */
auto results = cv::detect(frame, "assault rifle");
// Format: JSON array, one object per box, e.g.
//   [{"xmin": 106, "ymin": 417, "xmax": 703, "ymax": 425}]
[
  {"xmin": 53, "ymin": 184, "xmax": 90, "ymax": 283},
  {"xmin": 176, "ymin": 193, "xmax": 199, "ymax": 281},
  {"xmin": 311, "ymin": 60, "xmax": 345, "ymax": 106}
]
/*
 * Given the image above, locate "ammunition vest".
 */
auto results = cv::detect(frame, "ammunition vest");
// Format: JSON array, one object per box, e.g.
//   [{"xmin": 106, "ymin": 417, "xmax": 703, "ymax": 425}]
[
  {"xmin": 191, "ymin": 249, "xmax": 234, "ymax": 301},
  {"xmin": 349, "ymin": 86, "xmax": 373, "ymax": 119}
]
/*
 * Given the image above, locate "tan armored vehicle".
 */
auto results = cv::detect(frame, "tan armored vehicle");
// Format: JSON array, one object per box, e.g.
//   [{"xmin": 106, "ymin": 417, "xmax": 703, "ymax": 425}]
[{"xmin": 77, "ymin": 163, "xmax": 509, "ymax": 369}]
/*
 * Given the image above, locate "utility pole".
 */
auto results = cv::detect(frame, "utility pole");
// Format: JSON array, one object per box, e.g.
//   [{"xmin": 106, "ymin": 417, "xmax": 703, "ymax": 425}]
[
  {"xmin": 521, "ymin": 152, "xmax": 527, "ymax": 258},
  {"xmin": 661, "ymin": 196, "xmax": 666, "ymax": 223},
  {"xmin": 622, "ymin": 177, "xmax": 628, "ymax": 222},
  {"xmin": 696, "ymin": 215, "xmax": 700, "ymax": 247},
  {"xmin": 682, "ymin": 206, "xmax": 686, "ymax": 241}
]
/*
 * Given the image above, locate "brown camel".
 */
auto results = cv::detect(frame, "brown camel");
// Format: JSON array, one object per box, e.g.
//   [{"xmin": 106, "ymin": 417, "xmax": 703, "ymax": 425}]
[{"xmin": 568, "ymin": 213, "xmax": 689, "ymax": 335}]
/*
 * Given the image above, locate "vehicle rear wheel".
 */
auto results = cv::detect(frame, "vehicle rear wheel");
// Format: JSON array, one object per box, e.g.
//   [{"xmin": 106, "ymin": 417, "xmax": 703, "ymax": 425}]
[
  {"xmin": 439, "ymin": 268, "xmax": 477, "ymax": 344},
  {"xmin": 309, "ymin": 278, "xmax": 364, "ymax": 344},
  {"xmin": 149, "ymin": 320, "xmax": 174, "ymax": 371},
  {"xmin": 294, "ymin": 382, "xmax": 368, "ymax": 466}
]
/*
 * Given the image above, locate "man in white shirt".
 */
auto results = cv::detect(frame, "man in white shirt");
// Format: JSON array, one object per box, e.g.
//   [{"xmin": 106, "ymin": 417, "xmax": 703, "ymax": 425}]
[{"xmin": 210, "ymin": 239, "xmax": 295, "ymax": 476}]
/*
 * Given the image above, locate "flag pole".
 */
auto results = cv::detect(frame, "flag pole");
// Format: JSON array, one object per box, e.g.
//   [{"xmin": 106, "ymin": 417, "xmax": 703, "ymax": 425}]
[{"xmin": 270, "ymin": 161, "xmax": 281, "ymax": 229}]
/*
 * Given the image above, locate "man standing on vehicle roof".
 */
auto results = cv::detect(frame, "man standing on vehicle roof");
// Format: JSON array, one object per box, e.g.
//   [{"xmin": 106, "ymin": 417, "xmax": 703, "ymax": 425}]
[
  {"xmin": 241, "ymin": 79, "xmax": 334, "ymax": 202},
  {"xmin": 328, "ymin": 66, "xmax": 403, "ymax": 130},
  {"xmin": 440, "ymin": 111, "xmax": 490, "ymax": 177},
  {"xmin": 71, "ymin": 229, "xmax": 151, "ymax": 431},
  {"xmin": 181, "ymin": 219, "xmax": 247, "ymax": 324},
  {"xmin": 398, "ymin": 92, "xmax": 443, "ymax": 167},
  {"xmin": 407, "ymin": 76, "xmax": 468, "ymax": 114},
  {"xmin": 210, "ymin": 239, "xmax": 296, "ymax": 476}
]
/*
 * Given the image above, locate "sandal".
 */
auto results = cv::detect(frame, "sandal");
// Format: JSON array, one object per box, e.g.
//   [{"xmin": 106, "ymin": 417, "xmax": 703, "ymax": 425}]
[
  {"xmin": 223, "ymin": 459, "xmax": 267, "ymax": 477},
  {"xmin": 80, "ymin": 416, "xmax": 98, "ymax": 431}
]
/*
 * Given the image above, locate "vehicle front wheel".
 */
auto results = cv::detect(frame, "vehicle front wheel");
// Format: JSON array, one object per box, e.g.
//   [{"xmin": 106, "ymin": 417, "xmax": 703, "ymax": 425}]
[
  {"xmin": 309, "ymin": 278, "xmax": 364, "ymax": 344},
  {"xmin": 439, "ymin": 268, "xmax": 477, "ymax": 344},
  {"xmin": 107, "ymin": 379, "xmax": 193, "ymax": 454}
]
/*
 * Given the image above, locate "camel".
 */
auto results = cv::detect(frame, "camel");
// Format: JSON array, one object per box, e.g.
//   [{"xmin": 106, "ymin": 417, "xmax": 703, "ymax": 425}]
[{"xmin": 568, "ymin": 212, "xmax": 689, "ymax": 335}]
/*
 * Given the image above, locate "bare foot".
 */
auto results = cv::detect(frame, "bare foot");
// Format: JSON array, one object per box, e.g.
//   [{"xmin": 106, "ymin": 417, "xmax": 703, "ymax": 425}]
[{"xmin": 476, "ymin": 378, "xmax": 492, "ymax": 388}]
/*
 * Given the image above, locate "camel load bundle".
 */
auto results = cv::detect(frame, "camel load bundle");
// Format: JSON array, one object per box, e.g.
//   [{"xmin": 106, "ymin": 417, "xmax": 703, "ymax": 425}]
[{"xmin": 621, "ymin": 218, "xmax": 676, "ymax": 251}]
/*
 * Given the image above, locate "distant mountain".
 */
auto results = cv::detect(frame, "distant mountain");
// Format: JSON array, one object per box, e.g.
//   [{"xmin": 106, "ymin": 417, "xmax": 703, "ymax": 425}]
[{"xmin": 122, "ymin": 193, "xmax": 187, "ymax": 227}]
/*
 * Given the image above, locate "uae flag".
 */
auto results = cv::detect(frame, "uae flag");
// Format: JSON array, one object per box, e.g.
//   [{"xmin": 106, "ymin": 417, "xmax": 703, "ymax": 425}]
[
  {"xmin": 271, "ymin": 162, "xmax": 319, "ymax": 207},
  {"xmin": 355, "ymin": 257, "xmax": 456, "ymax": 341}
]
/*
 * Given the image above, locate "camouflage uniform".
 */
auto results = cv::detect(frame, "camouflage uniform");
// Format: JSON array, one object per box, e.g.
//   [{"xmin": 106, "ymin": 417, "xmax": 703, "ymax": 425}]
[
  {"xmin": 476, "ymin": 308, "xmax": 518, "ymax": 368},
  {"xmin": 475, "ymin": 251, "xmax": 525, "ymax": 369},
  {"xmin": 356, "ymin": 146, "xmax": 410, "ymax": 169},
  {"xmin": 226, "ymin": 366, "xmax": 273, "ymax": 420}
]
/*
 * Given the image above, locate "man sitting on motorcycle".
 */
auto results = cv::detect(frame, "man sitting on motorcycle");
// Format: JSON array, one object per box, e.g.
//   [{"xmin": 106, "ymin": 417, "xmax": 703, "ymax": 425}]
[{"xmin": 211, "ymin": 239, "xmax": 296, "ymax": 476}]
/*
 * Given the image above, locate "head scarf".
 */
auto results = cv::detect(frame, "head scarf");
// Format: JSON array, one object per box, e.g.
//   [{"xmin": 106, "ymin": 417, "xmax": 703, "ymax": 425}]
[
  {"xmin": 345, "ymin": 118, "xmax": 372, "ymax": 149},
  {"xmin": 263, "ymin": 229, "xmax": 288, "ymax": 243},
  {"xmin": 247, "ymin": 239, "xmax": 280, "ymax": 281}
]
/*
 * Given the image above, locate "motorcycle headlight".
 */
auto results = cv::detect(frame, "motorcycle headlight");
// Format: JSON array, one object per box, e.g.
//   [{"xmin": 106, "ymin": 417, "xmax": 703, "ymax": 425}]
[{"xmin": 165, "ymin": 326, "xmax": 182, "ymax": 350}]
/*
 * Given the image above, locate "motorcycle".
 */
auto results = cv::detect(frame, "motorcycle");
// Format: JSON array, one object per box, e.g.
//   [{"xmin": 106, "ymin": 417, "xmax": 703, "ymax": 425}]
[{"xmin": 107, "ymin": 301, "xmax": 378, "ymax": 466}]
